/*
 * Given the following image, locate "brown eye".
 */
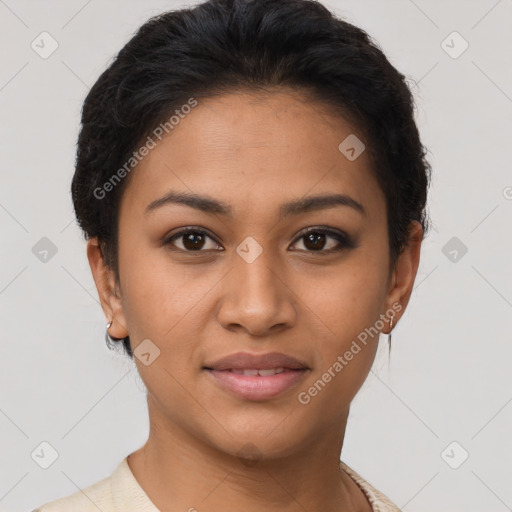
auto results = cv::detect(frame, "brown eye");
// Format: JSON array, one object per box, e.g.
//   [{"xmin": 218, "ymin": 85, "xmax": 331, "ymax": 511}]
[
  {"xmin": 303, "ymin": 232, "xmax": 328, "ymax": 251},
  {"xmin": 291, "ymin": 228, "xmax": 355, "ymax": 253},
  {"xmin": 164, "ymin": 229, "xmax": 222, "ymax": 252}
]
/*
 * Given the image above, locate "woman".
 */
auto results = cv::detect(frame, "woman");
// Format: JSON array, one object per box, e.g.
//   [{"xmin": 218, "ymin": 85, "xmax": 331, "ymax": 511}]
[{"xmin": 34, "ymin": 0, "xmax": 430, "ymax": 510}]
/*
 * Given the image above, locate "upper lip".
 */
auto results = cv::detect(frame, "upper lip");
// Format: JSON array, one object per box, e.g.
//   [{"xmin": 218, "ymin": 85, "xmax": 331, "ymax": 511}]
[{"xmin": 204, "ymin": 351, "xmax": 309, "ymax": 371}]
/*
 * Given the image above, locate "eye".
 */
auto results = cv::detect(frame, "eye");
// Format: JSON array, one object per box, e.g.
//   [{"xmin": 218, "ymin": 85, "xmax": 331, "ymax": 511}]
[
  {"xmin": 290, "ymin": 227, "xmax": 356, "ymax": 253},
  {"xmin": 163, "ymin": 226, "xmax": 356, "ymax": 254},
  {"xmin": 163, "ymin": 228, "xmax": 223, "ymax": 252}
]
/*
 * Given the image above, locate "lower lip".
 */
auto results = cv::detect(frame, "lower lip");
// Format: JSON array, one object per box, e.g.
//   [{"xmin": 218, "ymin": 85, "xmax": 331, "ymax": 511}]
[{"xmin": 205, "ymin": 369, "xmax": 308, "ymax": 401}]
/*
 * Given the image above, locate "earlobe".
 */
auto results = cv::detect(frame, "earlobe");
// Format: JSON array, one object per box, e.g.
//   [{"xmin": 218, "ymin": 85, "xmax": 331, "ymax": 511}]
[{"xmin": 86, "ymin": 238, "xmax": 129, "ymax": 339}]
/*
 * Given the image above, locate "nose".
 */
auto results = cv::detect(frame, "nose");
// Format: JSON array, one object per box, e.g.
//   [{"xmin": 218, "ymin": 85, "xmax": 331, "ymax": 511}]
[{"xmin": 217, "ymin": 247, "xmax": 297, "ymax": 337}]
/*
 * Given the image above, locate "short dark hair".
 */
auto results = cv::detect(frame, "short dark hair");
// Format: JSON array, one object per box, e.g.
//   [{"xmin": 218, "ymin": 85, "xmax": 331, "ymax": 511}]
[{"xmin": 72, "ymin": 0, "xmax": 431, "ymax": 358}]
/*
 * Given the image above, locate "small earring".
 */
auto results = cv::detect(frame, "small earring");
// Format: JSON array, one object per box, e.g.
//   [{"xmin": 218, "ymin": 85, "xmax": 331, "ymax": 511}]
[
  {"xmin": 388, "ymin": 312, "xmax": 395, "ymax": 355},
  {"xmin": 105, "ymin": 319, "xmax": 117, "ymax": 349}
]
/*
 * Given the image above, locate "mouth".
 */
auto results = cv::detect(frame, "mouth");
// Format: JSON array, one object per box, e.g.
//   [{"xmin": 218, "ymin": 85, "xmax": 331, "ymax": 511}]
[
  {"xmin": 203, "ymin": 352, "xmax": 310, "ymax": 401},
  {"xmin": 219, "ymin": 367, "xmax": 292, "ymax": 376}
]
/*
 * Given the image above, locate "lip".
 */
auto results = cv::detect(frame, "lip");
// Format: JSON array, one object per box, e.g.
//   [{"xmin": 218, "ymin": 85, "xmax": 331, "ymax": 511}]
[
  {"xmin": 204, "ymin": 351, "xmax": 309, "ymax": 371},
  {"xmin": 203, "ymin": 351, "xmax": 310, "ymax": 401}
]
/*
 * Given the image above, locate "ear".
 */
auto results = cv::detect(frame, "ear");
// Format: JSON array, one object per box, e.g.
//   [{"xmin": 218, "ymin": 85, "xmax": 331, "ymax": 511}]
[
  {"xmin": 86, "ymin": 238, "xmax": 128, "ymax": 339},
  {"xmin": 384, "ymin": 220, "xmax": 423, "ymax": 333}
]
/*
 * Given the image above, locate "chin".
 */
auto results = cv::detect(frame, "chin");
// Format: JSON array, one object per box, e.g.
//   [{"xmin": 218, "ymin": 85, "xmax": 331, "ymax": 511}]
[{"xmin": 202, "ymin": 414, "xmax": 313, "ymax": 462}]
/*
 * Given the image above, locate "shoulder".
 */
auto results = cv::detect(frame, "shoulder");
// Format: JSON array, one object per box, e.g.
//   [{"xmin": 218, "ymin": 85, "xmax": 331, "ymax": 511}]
[
  {"xmin": 32, "ymin": 456, "xmax": 158, "ymax": 512},
  {"xmin": 32, "ymin": 464, "xmax": 117, "ymax": 511},
  {"xmin": 340, "ymin": 460, "xmax": 403, "ymax": 512}
]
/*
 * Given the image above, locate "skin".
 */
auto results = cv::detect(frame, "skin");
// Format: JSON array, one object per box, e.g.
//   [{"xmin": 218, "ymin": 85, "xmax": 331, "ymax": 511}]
[{"xmin": 87, "ymin": 89, "xmax": 423, "ymax": 512}]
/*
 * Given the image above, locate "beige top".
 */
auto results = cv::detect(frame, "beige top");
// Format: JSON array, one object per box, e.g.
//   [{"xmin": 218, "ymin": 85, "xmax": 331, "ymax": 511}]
[{"xmin": 33, "ymin": 457, "xmax": 402, "ymax": 511}]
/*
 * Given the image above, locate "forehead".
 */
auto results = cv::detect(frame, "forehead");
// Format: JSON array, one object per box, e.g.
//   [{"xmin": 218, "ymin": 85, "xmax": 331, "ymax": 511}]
[{"xmin": 119, "ymin": 90, "xmax": 384, "ymax": 220}]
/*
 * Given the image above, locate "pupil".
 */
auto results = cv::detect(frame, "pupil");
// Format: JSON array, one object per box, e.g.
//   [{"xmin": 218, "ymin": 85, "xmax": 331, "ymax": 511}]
[
  {"xmin": 305, "ymin": 233, "xmax": 325, "ymax": 250},
  {"xmin": 184, "ymin": 233, "xmax": 204, "ymax": 250}
]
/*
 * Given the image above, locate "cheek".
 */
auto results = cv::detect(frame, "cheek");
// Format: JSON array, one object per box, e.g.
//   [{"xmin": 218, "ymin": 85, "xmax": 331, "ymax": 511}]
[
  {"xmin": 293, "ymin": 255, "xmax": 388, "ymax": 403},
  {"xmin": 118, "ymin": 249, "xmax": 208, "ymax": 409},
  {"xmin": 301, "ymin": 259, "xmax": 388, "ymax": 346},
  {"xmin": 294, "ymin": 312, "xmax": 381, "ymax": 417},
  {"xmin": 118, "ymin": 238, "xmax": 203, "ymax": 335}
]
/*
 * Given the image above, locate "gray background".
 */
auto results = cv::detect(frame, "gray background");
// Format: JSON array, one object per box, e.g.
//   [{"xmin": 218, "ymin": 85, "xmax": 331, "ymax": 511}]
[{"xmin": 1, "ymin": 0, "xmax": 511, "ymax": 511}]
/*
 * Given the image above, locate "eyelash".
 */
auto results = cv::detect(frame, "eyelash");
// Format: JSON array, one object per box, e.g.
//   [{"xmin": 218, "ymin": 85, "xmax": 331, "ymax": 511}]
[{"xmin": 162, "ymin": 226, "xmax": 356, "ymax": 254}]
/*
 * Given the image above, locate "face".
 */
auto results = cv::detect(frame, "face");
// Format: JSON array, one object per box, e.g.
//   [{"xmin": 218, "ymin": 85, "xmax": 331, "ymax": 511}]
[{"xmin": 89, "ymin": 90, "xmax": 421, "ymax": 461}]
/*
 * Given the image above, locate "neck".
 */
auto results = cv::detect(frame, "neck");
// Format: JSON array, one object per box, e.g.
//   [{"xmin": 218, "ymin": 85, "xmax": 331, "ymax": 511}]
[{"xmin": 127, "ymin": 397, "xmax": 372, "ymax": 512}]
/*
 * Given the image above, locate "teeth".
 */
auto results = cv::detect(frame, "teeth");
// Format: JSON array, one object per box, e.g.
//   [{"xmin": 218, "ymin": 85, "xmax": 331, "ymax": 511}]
[
  {"xmin": 230, "ymin": 367, "xmax": 286, "ymax": 376},
  {"xmin": 258, "ymin": 367, "xmax": 284, "ymax": 376}
]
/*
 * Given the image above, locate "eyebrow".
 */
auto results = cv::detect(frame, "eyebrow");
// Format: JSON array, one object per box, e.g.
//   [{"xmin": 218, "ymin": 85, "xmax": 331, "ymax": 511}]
[{"xmin": 144, "ymin": 190, "xmax": 366, "ymax": 218}]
